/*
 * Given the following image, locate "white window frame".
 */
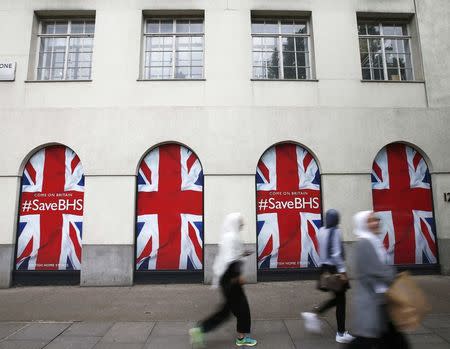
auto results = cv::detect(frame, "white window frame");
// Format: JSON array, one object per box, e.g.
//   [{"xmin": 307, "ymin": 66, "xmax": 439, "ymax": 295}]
[
  {"xmin": 36, "ymin": 18, "xmax": 95, "ymax": 81},
  {"xmin": 358, "ymin": 21, "xmax": 415, "ymax": 81},
  {"xmin": 142, "ymin": 17, "xmax": 205, "ymax": 80},
  {"xmin": 251, "ymin": 18, "xmax": 312, "ymax": 80}
]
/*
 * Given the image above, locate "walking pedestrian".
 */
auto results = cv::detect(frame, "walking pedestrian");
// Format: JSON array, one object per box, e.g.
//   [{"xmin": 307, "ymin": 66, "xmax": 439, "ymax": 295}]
[
  {"xmin": 301, "ymin": 209, "xmax": 354, "ymax": 343},
  {"xmin": 348, "ymin": 211, "xmax": 409, "ymax": 349},
  {"xmin": 189, "ymin": 212, "xmax": 257, "ymax": 348}
]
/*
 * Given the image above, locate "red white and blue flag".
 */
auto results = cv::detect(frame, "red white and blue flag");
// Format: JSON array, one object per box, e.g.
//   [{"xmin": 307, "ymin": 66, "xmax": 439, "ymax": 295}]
[
  {"xmin": 17, "ymin": 145, "xmax": 84, "ymax": 271},
  {"xmin": 257, "ymin": 143, "xmax": 322, "ymax": 269},
  {"xmin": 136, "ymin": 144, "xmax": 204, "ymax": 271},
  {"xmin": 372, "ymin": 143, "xmax": 437, "ymax": 265}
]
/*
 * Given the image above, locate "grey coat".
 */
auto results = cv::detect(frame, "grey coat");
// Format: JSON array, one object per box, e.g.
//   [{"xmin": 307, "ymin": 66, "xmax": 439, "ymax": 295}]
[{"xmin": 350, "ymin": 238, "xmax": 396, "ymax": 338}]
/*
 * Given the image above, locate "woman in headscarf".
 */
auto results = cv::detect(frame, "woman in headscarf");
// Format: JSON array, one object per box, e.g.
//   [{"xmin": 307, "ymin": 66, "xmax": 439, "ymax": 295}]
[
  {"xmin": 301, "ymin": 209, "xmax": 354, "ymax": 343},
  {"xmin": 189, "ymin": 213, "xmax": 257, "ymax": 348},
  {"xmin": 349, "ymin": 211, "xmax": 409, "ymax": 349}
]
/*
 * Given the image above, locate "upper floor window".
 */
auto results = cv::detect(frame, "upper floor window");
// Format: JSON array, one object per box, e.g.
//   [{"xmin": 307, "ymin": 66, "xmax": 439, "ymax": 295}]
[
  {"xmin": 37, "ymin": 19, "xmax": 95, "ymax": 80},
  {"xmin": 251, "ymin": 18, "xmax": 312, "ymax": 80},
  {"xmin": 143, "ymin": 18, "xmax": 204, "ymax": 79},
  {"xmin": 358, "ymin": 21, "xmax": 413, "ymax": 81}
]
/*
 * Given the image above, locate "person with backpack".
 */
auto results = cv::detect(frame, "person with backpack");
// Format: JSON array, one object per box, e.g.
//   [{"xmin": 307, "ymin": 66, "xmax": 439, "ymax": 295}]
[
  {"xmin": 301, "ymin": 209, "xmax": 354, "ymax": 344},
  {"xmin": 189, "ymin": 212, "xmax": 257, "ymax": 348}
]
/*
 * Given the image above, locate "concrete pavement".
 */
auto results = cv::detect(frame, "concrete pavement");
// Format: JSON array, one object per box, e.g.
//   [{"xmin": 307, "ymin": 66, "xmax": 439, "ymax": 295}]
[{"xmin": 0, "ymin": 275, "xmax": 449, "ymax": 348}]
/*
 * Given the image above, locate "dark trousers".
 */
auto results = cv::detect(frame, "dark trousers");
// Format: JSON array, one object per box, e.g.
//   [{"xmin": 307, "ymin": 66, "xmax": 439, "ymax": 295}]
[
  {"xmin": 316, "ymin": 264, "xmax": 347, "ymax": 333},
  {"xmin": 200, "ymin": 282, "xmax": 251, "ymax": 334},
  {"xmin": 347, "ymin": 322, "xmax": 409, "ymax": 349}
]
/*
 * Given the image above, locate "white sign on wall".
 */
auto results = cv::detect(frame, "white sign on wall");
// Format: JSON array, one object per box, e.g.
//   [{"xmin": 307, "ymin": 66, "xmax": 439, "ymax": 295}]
[{"xmin": 0, "ymin": 62, "xmax": 16, "ymax": 81}]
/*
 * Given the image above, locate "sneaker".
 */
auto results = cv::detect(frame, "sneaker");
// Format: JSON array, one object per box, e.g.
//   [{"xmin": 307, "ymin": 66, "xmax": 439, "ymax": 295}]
[
  {"xmin": 301, "ymin": 312, "xmax": 322, "ymax": 333},
  {"xmin": 236, "ymin": 336, "xmax": 258, "ymax": 346},
  {"xmin": 189, "ymin": 327, "xmax": 205, "ymax": 348},
  {"xmin": 336, "ymin": 331, "xmax": 355, "ymax": 343}
]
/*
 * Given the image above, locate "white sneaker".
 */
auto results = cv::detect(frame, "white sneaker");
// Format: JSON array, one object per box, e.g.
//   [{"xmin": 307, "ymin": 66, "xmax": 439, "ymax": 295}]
[
  {"xmin": 335, "ymin": 331, "xmax": 355, "ymax": 343},
  {"xmin": 301, "ymin": 312, "xmax": 322, "ymax": 333}
]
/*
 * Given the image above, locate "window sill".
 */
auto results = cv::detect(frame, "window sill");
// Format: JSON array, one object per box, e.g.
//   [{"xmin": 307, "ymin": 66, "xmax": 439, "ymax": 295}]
[
  {"xmin": 136, "ymin": 78, "xmax": 206, "ymax": 81},
  {"xmin": 251, "ymin": 78, "xmax": 319, "ymax": 82},
  {"xmin": 25, "ymin": 79, "xmax": 93, "ymax": 83},
  {"xmin": 360, "ymin": 79, "xmax": 425, "ymax": 84}
]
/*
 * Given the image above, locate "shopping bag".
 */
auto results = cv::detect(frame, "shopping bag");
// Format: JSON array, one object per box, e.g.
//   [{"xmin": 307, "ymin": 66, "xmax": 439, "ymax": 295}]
[{"xmin": 386, "ymin": 271, "xmax": 431, "ymax": 331}]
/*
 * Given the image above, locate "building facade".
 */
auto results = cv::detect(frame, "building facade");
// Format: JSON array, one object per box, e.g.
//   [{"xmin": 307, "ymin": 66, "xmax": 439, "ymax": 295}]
[{"xmin": 1, "ymin": 0, "xmax": 449, "ymax": 287}]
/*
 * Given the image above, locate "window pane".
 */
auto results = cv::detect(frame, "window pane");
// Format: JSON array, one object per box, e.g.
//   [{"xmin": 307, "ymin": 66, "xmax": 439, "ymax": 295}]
[
  {"xmin": 176, "ymin": 20, "xmax": 190, "ymax": 33},
  {"xmin": 387, "ymin": 68, "xmax": 400, "ymax": 80},
  {"xmin": 54, "ymin": 22, "xmax": 68, "ymax": 34},
  {"xmin": 264, "ymin": 51, "xmax": 279, "ymax": 66},
  {"xmin": 284, "ymin": 67, "xmax": 296, "ymax": 79},
  {"xmin": 176, "ymin": 36, "xmax": 191, "ymax": 50},
  {"xmin": 283, "ymin": 52, "xmax": 295, "ymax": 66},
  {"xmin": 267, "ymin": 66, "xmax": 279, "ymax": 79},
  {"xmin": 42, "ymin": 22, "xmax": 55, "ymax": 34},
  {"xmin": 52, "ymin": 52, "xmax": 65, "ymax": 68},
  {"xmin": 373, "ymin": 68, "xmax": 384, "ymax": 80},
  {"xmin": 371, "ymin": 53, "xmax": 383, "ymax": 68},
  {"xmin": 163, "ymin": 51, "xmax": 173, "ymax": 66},
  {"xmin": 191, "ymin": 66, "xmax": 203, "ymax": 78},
  {"xmin": 367, "ymin": 23, "xmax": 380, "ymax": 35},
  {"xmin": 191, "ymin": 37, "xmax": 203, "ymax": 49},
  {"xmin": 190, "ymin": 20, "xmax": 203, "ymax": 33},
  {"xmin": 359, "ymin": 38, "xmax": 369, "ymax": 53},
  {"xmin": 175, "ymin": 66, "xmax": 189, "ymax": 78},
  {"xmin": 264, "ymin": 20, "xmax": 278, "ymax": 34},
  {"xmin": 150, "ymin": 67, "xmax": 163, "ymax": 79},
  {"xmin": 294, "ymin": 21, "xmax": 307, "ymax": 34},
  {"xmin": 148, "ymin": 37, "xmax": 162, "ymax": 51},
  {"xmin": 358, "ymin": 23, "xmax": 367, "ymax": 35},
  {"xmin": 162, "ymin": 36, "xmax": 173, "ymax": 50},
  {"xmin": 251, "ymin": 20, "xmax": 265, "ymax": 34},
  {"xmin": 280, "ymin": 20, "xmax": 294, "ymax": 34},
  {"xmin": 162, "ymin": 67, "xmax": 172, "ymax": 78},
  {"xmin": 253, "ymin": 67, "xmax": 264, "ymax": 79},
  {"xmin": 67, "ymin": 67, "xmax": 91, "ymax": 80},
  {"xmin": 296, "ymin": 52, "xmax": 309, "ymax": 67},
  {"xmin": 69, "ymin": 37, "xmax": 82, "ymax": 52},
  {"xmin": 68, "ymin": 52, "xmax": 92, "ymax": 68},
  {"xmin": 54, "ymin": 38, "xmax": 67, "ymax": 52},
  {"xmin": 386, "ymin": 53, "xmax": 398, "ymax": 68},
  {"xmin": 176, "ymin": 51, "xmax": 190, "ymax": 66},
  {"xmin": 281, "ymin": 37, "xmax": 295, "ymax": 52},
  {"xmin": 263, "ymin": 37, "xmax": 277, "ymax": 50},
  {"xmin": 161, "ymin": 20, "xmax": 173, "ymax": 33},
  {"xmin": 362, "ymin": 68, "xmax": 371, "ymax": 80},
  {"xmin": 150, "ymin": 52, "xmax": 163, "ymax": 66},
  {"xmin": 71, "ymin": 21, "xmax": 84, "ymax": 34},
  {"xmin": 384, "ymin": 39, "xmax": 395, "ymax": 53},
  {"xmin": 360, "ymin": 53, "xmax": 370, "ymax": 68},
  {"xmin": 147, "ymin": 20, "xmax": 159, "ymax": 33},
  {"xmin": 50, "ymin": 68, "xmax": 64, "ymax": 80},
  {"xmin": 82, "ymin": 38, "xmax": 94, "ymax": 51},
  {"xmin": 398, "ymin": 54, "xmax": 412, "ymax": 69},
  {"xmin": 38, "ymin": 53, "xmax": 52, "ymax": 68},
  {"xmin": 295, "ymin": 37, "xmax": 308, "ymax": 51},
  {"xmin": 252, "ymin": 37, "xmax": 263, "ymax": 50},
  {"xmin": 297, "ymin": 67, "xmax": 308, "ymax": 79},
  {"xmin": 253, "ymin": 52, "xmax": 263, "ymax": 66},
  {"xmin": 396, "ymin": 39, "xmax": 410, "ymax": 54},
  {"xmin": 383, "ymin": 24, "xmax": 405, "ymax": 36},
  {"xmin": 192, "ymin": 51, "xmax": 203, "ymax": 65},
  {"xmin": 85, "ymin": 21, "xmax": 95, "ymax": 34},
  {"xmin": 40, "ymin": 37, "xmax": 53, "ymax": 52},
  {"xmin": 369, "ymin": 38, "xmax": 382, "ymax": 53},
  {"xmin": 37, "ymin": 68, "xmax": 50, "ymax": 80},
  {"xmin": 400, "ymin": 68, "xmax": 413, "ymax": 81}
]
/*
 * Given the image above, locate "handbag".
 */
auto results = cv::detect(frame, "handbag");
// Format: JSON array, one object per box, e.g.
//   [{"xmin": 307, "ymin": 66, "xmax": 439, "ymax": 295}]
[
  {"xmin": 318, "ymin": 271, "xmax": 348, "ymax": 292},
  {"xmin": 386, "ymin": 271, "xmax": 431, "ymax": 331}
]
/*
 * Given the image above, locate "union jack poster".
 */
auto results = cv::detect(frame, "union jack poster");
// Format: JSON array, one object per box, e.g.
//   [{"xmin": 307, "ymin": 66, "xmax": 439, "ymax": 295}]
[
  {"xmin": 16, "ymin": 145, "xmax": 84, "ymax": 271},
  {"xmin": 136, "ymin": 144, "xmax": 204, "ymax": 271},
  {"xmin": 257, "ymin": 143, "xmax": 322, "ymax": 269},
  {"xmin": 372, "ymin": 143, "xmax": 438, "ymax": 265}
]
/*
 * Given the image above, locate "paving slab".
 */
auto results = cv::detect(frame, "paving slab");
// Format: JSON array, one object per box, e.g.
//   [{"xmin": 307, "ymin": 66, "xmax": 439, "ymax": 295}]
[
  {"xmin": 149, "ymin": 321, "xmax": 195, "ymax": 337},
  {"xmin": 406, "ymin": 333, "xmax": 448, "ymax": 344},
  {"xmin": 0, "ymin": 341, "xmax": 48, "ymax": 349},
  {"xmin": 59, "ymin": 322, "xmax": 114, "ymax": 337},
  {"xmin": 44, "ymin": 336, "xmax": 101, "ymax": 349},
  {"xmin": 99, "ymin": 322, "xmax": 154, "ymax": 344},
  {"xmin": 144, "ymin": 335, "xmax": 192, "ymax": 349},
  {"xmin": 284, "ymin": 318, "xmax": 335, "ymax": 339},
  {"xmin": 423, "ymin": 314, "xmax": 450, "ymax": 329},
  {"xmin": 432, "ymin": 328, "xmax": 450, "ymax": 342},
  {"xmin": 93, "ymin": 343, "xmax": 144, "ymax": 349},
  {"xmin": 7, "ymin": 323, "xmax": 70, "ymax": 341},
  {"xmin": 0, "ymin": 324, "xmax": 28, "ymax": 341}
]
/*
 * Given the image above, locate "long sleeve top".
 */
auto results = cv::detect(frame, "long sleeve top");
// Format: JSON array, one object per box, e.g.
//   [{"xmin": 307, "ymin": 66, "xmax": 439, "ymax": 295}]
[{"xmin": 318, "ymin": 227, "xmax": 346, "ymax": 273}]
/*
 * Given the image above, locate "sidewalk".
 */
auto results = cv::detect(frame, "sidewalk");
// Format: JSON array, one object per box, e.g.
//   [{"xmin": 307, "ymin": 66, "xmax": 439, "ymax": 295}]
[{"xmin": 0, "ymin": 276, "xmax": 449, "ymax": 348}]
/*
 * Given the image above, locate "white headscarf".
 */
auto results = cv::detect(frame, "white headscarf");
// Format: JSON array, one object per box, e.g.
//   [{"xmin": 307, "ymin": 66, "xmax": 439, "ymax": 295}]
[
  {"xmin": 353, "ymin": 211, "xmax": 389, "ymax": 293},
  {"xmin": 211, "ymin": 212, "xmax": 244, "ymax": 288},
  {"xmin": 353, "ymin": 211, "xmax": 388, "ymax": 265}
]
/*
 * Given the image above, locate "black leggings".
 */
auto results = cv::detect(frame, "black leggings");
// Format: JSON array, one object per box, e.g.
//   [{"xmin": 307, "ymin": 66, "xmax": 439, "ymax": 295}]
[
  {"xmin": 200, "ymin": 282, "xmax": 251, "ymax": 334},
  {"xmin": 316, "ymin": 265, "xmax": 347, "ymax": 333}
]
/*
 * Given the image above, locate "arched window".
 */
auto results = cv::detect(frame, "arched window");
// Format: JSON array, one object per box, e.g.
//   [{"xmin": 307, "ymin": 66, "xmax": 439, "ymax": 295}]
[
  {"xmin": 256, "ymin": 143, "xmax": 322, "ymax": 270},
  {"xmin": 16, "ymin": 145, "xmax": 84, "ymax": 271},
  {"xmin": 136, "ymin": 143, "xmax": 204, "ymax": 272},
  {"xmin": 372, "ymin": 143, "xmax": 437, "ymax": 265}
]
